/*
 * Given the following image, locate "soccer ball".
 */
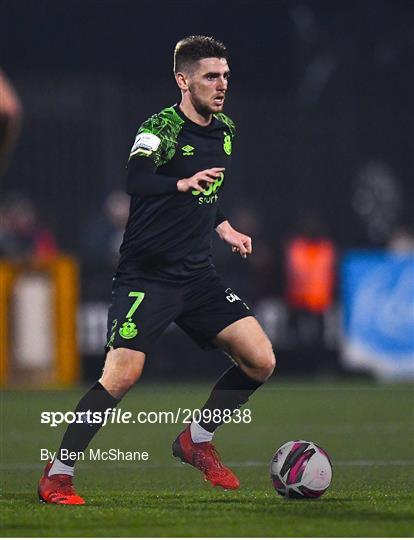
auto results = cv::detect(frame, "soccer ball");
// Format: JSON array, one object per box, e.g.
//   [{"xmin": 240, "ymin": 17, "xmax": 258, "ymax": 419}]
[{"xmin": 270, "ymin": 440, "xmax": 332, "ymax": 499}]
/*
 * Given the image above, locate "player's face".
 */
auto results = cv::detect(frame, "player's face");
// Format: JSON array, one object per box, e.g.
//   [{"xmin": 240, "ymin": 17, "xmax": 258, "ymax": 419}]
[{"xmin": 187, "ymin": 57, "xmax": 230, "ymax": 115}]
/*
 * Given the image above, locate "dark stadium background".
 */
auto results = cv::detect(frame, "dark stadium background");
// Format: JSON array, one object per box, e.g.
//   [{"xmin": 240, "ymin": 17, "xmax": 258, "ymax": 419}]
[{"xmin": 1, "ymin": 0, "xmax": 413, "ymax": 381}]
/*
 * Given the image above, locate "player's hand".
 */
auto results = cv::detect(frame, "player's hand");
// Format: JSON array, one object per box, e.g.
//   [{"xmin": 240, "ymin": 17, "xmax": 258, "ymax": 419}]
[
  {"xmin": 177, "ymin": 167, "xmax": 225, "ymax": 193},
  {"xmin": 216, "ymin": 221, "xmax": 252, "ymax": 259}
]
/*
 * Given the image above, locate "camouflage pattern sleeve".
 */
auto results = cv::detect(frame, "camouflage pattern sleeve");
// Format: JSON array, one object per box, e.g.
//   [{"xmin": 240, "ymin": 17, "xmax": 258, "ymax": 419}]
[
  {"xmin": 214, "ymin": 112, "xmax": 236, "ymax": 139},
  {"xmin": 129, "ymin": 106, "xmax": 185, "ymax": 167}
]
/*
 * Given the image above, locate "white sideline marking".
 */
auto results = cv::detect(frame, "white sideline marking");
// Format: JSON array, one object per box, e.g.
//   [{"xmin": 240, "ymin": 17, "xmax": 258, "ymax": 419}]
[
  {"xmin": 263, "ymin": 384, "xmax": 414, "ymax": 392},
  {"xmin": 1, "ymin": 459, "xmax": 413, "ymax": 470}
]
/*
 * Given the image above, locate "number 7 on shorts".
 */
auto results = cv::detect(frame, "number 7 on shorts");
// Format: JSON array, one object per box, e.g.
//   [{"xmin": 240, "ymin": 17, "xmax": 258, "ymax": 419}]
[{"xmin": 126, "ymin": 291, "xmax": 145, "ymax": 319}]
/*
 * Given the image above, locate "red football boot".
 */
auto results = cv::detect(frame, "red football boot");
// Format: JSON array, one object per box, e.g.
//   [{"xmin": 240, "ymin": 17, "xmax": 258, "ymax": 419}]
[
  {"xmin": 38, "ymin": 462, "xmax": 85, "ymax": 505},
  {"xmin": 172, "ymin": 425, "xmax": 240, "ymax": 490}
]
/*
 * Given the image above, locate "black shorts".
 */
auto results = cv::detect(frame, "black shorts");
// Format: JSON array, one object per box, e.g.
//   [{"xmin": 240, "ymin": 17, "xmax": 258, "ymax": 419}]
[{"xmin": 105, "ymin": 268, "xmax": 252, "ymax": 354}]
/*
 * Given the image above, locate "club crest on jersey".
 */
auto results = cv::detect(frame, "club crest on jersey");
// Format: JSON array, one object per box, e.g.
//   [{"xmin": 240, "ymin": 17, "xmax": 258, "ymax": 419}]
[
  {"xmin": 182, "ymin": 144, "xmax": 195, "ymax": 156},
  {"xmin": 130, "ymin": 132, "xmax": 161, "ymax": 158},
  {"xmin": 119, "ymin": 320, "xmax": 138, "ymax": 339},
  {"xmin": 223, "ymin": 132, "xmax": 232, "ymax": 155}
]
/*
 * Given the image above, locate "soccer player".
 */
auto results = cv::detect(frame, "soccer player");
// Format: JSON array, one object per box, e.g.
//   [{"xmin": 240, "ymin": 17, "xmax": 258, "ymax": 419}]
[{"xmin": 38, "ymin": 36, "xmax": 276, "ymax": 505}]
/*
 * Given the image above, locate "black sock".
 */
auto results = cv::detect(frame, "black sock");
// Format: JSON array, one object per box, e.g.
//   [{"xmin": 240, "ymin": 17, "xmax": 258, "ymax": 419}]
[
  {"xmin": 57, "ymin": 381, "xmax": 120, "ymax": 466},
  {"xmin": 198, "ymin": 365, "xmax": 263, "ymax": 433}
]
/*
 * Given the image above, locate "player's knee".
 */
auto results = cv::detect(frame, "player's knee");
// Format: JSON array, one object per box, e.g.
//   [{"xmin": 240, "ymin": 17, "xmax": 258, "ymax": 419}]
[
  {"xmin": 101, "ymin": 349, "xmax": 145, "ymax": 398},
  {"xmin": 238, "ymin": 340, "xmax": 276, "ymax": 381},
  {"xmin": 255, "ymin": 343, "xmax": 276, "ymax": 380},
  {"xmin": 267, "ymin": 348, "xmax": 277, "ymax": 376}
]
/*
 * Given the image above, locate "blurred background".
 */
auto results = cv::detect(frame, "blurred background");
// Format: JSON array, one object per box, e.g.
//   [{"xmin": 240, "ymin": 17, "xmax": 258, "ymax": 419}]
[{"xmin": 1, "ymin": 0, "xmax": 413, "ymax": 385}]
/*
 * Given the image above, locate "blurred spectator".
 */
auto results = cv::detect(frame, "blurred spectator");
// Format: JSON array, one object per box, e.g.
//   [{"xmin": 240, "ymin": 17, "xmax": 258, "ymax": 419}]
[
  {"xmin": 285, "ymin": 214, "xmax": 336, "ymax": 313},
  {"xmin": 388, "ymin": 226, "xmax": 414, "ymax": 254},
  {"xmin": 0, "ymin": 194, "xmax": 58, "ymax": 262},
  {"xmin": 0, "ymin": 68, "xmax": 22, "ymax": 176},
  {"xmin": 81, "ymin": 190, "xmax": 129, "ymax": 299},
  {"xmin": 352, "ymin": 160, "xmax": 401, "ymax": 245},
  {"xmin": 284, "ymin": 213, "xmax": 337, "ymax": 373},
  {"xmin": 81, "ymin": 190, "xmax": 129, "ymax": 269}
]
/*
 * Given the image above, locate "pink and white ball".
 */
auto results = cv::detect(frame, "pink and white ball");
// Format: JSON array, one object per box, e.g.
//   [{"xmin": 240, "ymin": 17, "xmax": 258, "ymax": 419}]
[{"xmin": 270, "ymin": 440, "xmax": 332, "ymax": 499}]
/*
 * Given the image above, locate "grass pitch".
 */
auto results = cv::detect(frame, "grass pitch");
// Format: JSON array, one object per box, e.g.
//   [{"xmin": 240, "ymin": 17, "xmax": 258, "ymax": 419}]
[{"xmin": 1, "ymin": 380, "xmax": 413, "ymax": 537}]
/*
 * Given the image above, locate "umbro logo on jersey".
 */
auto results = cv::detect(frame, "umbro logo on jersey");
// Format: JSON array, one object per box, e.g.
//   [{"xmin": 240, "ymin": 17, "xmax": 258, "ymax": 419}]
[{"xmin": 182, "ymin": 145, "xmax": 195, "ymax": 156}]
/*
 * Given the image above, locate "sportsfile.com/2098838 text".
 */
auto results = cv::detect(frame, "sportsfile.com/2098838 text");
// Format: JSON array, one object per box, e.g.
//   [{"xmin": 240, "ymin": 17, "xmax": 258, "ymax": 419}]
[{"xmin": 40, "ymin": 408, "xmax": 252, "ymax": 428}]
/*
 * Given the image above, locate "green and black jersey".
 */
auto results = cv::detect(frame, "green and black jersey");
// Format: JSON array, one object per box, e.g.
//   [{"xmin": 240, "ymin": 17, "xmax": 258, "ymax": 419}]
[{"xmin": 118, "ymin": 104, "xmax": 235, "ymax": 280}]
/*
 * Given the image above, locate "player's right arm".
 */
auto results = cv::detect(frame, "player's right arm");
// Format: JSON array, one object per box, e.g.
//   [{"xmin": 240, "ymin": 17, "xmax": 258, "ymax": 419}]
[
  {"xmin": 127, "ymin": 156, "xmax": 223, "ymax": 197},
  {"xmin": 127, "ymin": 131, "xmax": 224, "ymax": 197},
  {"xmin": 127, "ymin": 109, "xmax": 224, "ymax": 197}
]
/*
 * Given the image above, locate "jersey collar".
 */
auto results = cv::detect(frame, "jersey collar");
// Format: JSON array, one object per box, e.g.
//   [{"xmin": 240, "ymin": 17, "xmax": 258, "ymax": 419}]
[{"xmin": 174, "ymin": 104, "xmax": 217, "ymax": 132}]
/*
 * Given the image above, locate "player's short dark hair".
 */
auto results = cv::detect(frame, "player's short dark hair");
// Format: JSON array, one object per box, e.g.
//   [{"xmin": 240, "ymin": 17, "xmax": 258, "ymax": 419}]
[{"xmin": 174, "ymin": 35, "xmax": 228, "ymax": 73}]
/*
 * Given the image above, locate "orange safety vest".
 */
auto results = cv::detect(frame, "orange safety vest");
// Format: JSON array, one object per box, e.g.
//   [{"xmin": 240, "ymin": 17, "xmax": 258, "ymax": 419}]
[{"xmin": 286, "ymin": 237, "xmax": 335, "ymax": 313}]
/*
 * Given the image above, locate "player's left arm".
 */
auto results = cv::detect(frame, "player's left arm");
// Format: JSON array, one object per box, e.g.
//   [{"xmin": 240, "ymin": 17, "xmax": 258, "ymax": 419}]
[
  {"xmin": 213, "ymin": 115, "xmax": 251, "ymax": 258},
  {"xmin": 215, "ymin": 219, "xmax": 252, "ymax": 259}
]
